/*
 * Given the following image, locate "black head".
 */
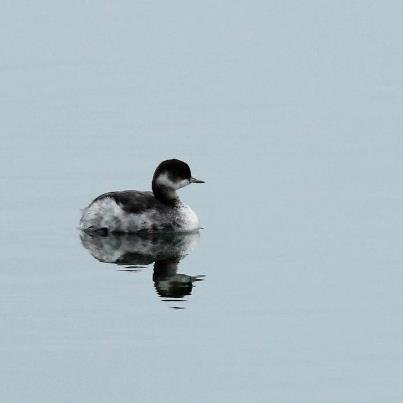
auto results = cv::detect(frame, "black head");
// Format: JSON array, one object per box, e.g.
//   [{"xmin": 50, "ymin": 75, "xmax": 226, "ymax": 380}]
[
  {"xmin": 152, "ymin": 159, "xmax": 204, "ymax": 203},
  {"xmin": 153, "ymin": 159, "xmax": 191, "ymax": 184}
]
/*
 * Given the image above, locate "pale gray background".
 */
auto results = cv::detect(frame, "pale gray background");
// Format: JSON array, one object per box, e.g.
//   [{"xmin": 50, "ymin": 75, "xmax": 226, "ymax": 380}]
[{"xmin": 1, "ymin": 1, "xmax": 402, "ymax": 402}]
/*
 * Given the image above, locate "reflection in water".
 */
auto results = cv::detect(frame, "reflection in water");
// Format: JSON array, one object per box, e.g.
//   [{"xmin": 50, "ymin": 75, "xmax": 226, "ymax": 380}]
[{"xmin": 80, "ymin": 231, "xmax": 204, "ymax": 308}]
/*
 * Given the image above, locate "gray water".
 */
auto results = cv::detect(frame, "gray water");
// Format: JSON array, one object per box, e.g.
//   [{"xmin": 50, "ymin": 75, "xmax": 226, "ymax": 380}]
[{"xmin": 1, "ymin": 2, "xmax": 403, "ymax": 402}]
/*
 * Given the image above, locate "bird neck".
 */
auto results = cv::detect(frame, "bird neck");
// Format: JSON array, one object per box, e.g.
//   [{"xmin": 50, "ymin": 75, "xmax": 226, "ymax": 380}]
[{"xmin": 152, "ymin": 180, "xmax": 179, "ymax": 205}]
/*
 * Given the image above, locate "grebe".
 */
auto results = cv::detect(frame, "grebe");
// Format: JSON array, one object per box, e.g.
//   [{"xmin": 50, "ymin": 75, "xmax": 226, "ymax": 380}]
[{"xmin": 79, "ymin": 159, "xmax": 204, "ymax": 234}]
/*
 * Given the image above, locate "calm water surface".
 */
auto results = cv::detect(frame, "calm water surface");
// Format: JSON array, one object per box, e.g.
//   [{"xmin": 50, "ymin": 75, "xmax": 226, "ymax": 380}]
[{"xmin": 1, "ymin": 2, "xmax": 403, "ymax": 402}]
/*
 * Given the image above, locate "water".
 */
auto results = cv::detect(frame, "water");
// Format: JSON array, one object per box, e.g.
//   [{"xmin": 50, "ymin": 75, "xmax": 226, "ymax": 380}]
[{"xmin": 1, "ymin": 2, "xmax": 403, "ymax": 402}]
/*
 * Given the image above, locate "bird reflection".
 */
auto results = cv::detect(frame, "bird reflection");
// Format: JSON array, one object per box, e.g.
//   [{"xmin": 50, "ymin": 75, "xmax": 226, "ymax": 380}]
[{"xmin": 80, "ymin": 231, "xmax": 204, "ymax": 308}]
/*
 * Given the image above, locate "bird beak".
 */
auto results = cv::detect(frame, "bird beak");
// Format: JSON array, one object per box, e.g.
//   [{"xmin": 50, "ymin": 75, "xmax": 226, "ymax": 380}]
[{"xmin": 190, "ymin": 177, "xmax": 205, "ymax": 184}]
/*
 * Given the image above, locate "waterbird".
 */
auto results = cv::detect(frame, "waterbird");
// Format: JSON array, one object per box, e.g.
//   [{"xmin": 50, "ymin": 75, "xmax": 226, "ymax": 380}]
[{"xmin": 80, "ymin": 159, "xmax": 204, "ymax": 234}]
